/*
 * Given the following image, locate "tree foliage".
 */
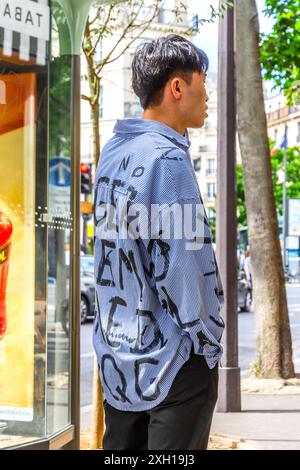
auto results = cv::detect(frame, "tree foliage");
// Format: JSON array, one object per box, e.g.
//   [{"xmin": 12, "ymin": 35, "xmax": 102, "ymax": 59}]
[
  {"xmin": 270, "ymin": 143, "xmax": 300, "ymax": 215},
  {"xmin": 260, "ymin": 0, "xmax": 300, "ymax": 104},
  {"xmin": 236, "ymin": 142, "xmax": 300, "ymax": 229}
]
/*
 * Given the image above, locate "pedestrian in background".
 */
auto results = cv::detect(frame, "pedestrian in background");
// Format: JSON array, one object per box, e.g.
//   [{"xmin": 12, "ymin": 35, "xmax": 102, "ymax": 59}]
[{"xmin": 243, "ymin": 246, "xmax": 253, "ymax": 303}]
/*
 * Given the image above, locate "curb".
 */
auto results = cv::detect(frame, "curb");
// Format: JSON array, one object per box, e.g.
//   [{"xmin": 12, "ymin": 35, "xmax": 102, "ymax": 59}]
[
  {"xmin": 80, "ymin": 430, "xmax": 261, "ymax": 451},
  {"xmin": 209, "ymin": 433, "xmax": 262, "ymax": 450}
]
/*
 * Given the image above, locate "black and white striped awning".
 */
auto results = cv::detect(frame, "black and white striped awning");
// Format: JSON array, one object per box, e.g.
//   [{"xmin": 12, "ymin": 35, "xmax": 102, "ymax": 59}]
[{"xmin": 0, "ymin": 0, "xmax": 50, "ymax": 66}]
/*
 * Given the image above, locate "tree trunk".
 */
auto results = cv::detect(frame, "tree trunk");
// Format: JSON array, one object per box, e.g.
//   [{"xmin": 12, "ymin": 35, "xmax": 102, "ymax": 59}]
[
  {"xmin": 90, "ymin": 355, "xmax": 105, "ymax": 449},
  {"xmin": 91, "ymin": 98, "xmax": 101, "ymax": 168},
  {"xmin": 85, "ymin": 45, "xmax": 101, "ymax": 168},
  {"xmin": 84, "ymin": 35, "xmax": 104, "ymax": 449},
  {"xmin": 235, "ymin": 0, "xmax": 294, "ymax": 379}
]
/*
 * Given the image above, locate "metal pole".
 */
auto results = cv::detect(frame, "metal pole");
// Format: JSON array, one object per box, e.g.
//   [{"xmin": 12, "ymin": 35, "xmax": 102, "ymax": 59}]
[
  {"xmin": 283, "ymin": 127, "xmax": 288, "ymax": 269},
  {"xmin": 216, "ymin": 0, "xmax": 241, "ymax": 412},
  {"xmin": 68, "ymin": 54, "xmax": 81, "ymax": 449}
]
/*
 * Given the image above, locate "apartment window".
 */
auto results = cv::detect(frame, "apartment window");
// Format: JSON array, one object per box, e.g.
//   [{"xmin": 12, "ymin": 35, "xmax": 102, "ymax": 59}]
[
  {"xmin": 193, "ymin": 157, "xmax": 201, "ymax": 172},
  {"xmin": 297, "ymin": 122, "xmax": 300, "ymax": 142},
  {"xmin": 207, "ymin": 183, "xmax": 216, "ymax": 199},
  {"xmin": 206, "ymin": 159, "xmax": 215, "ymax": 176},
  {"xmin": 124, "ymin": 52, "xmax": 135, "ymax": 71},
  {"xmin": 207, "ymin": 207, "xmax": 215, "ymax": 220},
  {"xmin": 157, "ymin": 8, "xmax": 165, "ymax": 23},
  {"xmin": 124, "ymin": 98, "xmax": 142, "ymax": 118}
]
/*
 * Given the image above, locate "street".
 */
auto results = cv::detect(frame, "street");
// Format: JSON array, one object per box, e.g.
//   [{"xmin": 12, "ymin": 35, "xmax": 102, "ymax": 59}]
[
  {"xmin": 80, "ymin": 284, "xmax": 300, "ymax": 426},
  {"xmin": 238, "ymin": 284, "xmax": 300, "ymax": 375}
]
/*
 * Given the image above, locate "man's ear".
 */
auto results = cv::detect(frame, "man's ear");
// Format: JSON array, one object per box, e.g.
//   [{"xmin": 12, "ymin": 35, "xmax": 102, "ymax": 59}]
[{"xmin": 170, "ymin": 77, "xmax": 182, "ymax": 100}]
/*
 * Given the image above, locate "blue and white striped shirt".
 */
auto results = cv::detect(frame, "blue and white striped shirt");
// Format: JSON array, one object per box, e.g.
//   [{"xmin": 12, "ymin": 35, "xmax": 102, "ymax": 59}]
[{"xmin": 93, "ymin": 118, "xmax": 225, "ymax": 412}]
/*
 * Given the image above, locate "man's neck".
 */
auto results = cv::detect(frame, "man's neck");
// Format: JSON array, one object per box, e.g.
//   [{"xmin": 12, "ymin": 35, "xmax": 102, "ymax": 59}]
[{"xmin": 142, "ymin": 109, "xmax": 185, "ymax": 136}]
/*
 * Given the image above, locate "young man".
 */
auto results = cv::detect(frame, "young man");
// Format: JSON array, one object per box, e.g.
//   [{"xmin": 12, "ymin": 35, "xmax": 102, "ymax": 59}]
[{"xmin": 93, "ymin": 34, "xmax": 225, "ymax": 450}]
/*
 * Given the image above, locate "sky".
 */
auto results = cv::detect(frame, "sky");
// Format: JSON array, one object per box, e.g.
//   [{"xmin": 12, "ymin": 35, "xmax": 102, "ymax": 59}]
[{"xmin": 189, "ymin": 0, "xmax": 275, "ymax": 71}]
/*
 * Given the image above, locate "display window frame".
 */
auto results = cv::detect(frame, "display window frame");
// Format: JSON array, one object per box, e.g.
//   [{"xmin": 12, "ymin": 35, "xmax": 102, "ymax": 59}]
[{"xmin": 0, "ymin": 0, "xmax": 80, "ymax": 450}]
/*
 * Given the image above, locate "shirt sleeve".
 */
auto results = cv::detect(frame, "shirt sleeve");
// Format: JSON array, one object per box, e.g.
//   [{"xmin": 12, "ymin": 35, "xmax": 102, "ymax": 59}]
[{"xmin": 148, "ymin": 198, "xmax": 225, "ymax": 369}]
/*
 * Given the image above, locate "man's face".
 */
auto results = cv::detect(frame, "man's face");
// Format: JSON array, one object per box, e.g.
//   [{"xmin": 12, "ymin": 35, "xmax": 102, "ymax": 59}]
[{"xmin": 180, "ymin": 71, "xmax": 209, "ymax": 129}]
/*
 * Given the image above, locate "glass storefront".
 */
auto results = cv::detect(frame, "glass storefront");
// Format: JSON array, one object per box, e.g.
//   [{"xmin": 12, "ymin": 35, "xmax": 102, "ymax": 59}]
[{"xmin": 0, "ymin": 0, "xmax": 77, "ymax": 449}]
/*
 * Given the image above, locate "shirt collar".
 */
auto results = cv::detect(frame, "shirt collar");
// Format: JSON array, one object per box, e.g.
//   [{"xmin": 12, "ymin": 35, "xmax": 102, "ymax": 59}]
[{"xmin": 113, "ymin": 118, "xmax": 191, "ymax": 150}]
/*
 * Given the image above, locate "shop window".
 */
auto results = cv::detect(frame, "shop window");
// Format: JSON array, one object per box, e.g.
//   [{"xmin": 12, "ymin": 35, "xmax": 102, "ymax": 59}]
[{"xmin": 0, "ymin": 0, "xmax": 72, "ymax": 448}]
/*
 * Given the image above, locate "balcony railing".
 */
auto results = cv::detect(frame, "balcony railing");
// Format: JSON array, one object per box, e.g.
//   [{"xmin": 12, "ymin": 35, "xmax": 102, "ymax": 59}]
[{"xmin": 266, "ymin": 106, "xmax": 300, "ymax": 123}]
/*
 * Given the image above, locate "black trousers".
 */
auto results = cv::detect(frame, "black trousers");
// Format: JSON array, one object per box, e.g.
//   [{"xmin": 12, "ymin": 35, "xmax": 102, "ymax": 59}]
[{"xmin": 103, "ymin": 352, "xmax": 219, "ymax": 450}]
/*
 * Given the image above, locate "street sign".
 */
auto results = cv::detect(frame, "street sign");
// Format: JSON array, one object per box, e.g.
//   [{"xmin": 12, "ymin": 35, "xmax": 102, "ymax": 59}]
[
  {"xmin": 80, "ymin": 201, "xmax": 93, "ymax": 214},
  {"xmin": 286, "ymin": 236, "xmax": 300, "ymax": 250},
  {"xmin": 0, "ymin": 0, "xmax": 50, "ymax": 65},
  {"xmin": 49, "ymin": 157, "xmax": 71, "ymax": 216},
  {"xmin": 0, "ymin": 0, "xmax": 50, "ymax": 41},
  {"xmin": 288, "ymin": 198, "xmax": 300, "ymax": 236}
]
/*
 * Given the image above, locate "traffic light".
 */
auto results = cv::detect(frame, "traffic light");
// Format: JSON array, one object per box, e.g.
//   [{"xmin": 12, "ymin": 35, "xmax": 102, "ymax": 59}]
[{"xmin": 81, "ymin": 163, "xmax": 92, "ymax": 194}]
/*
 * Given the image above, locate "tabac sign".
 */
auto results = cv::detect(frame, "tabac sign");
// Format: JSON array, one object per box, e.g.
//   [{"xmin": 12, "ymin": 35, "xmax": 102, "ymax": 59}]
[{"xmin": 0, "ymin": 0, "xmax": 50, "ymax": 65}]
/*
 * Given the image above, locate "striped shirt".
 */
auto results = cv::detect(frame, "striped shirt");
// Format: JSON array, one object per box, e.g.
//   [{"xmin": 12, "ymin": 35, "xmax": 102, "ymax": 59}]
[{"xmin": 93, "ymin": 118, "xmax": 225, "ymax": 411}]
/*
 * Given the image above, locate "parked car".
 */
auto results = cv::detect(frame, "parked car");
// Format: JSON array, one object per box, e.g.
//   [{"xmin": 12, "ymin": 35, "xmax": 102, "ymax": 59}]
[
  {"xmin": 237, "ymin": 270, "xmax": 252, "ymax": 312},
  {"xmin": 80, "ymin": 255, "xmax": 96, "ymax": 324}
]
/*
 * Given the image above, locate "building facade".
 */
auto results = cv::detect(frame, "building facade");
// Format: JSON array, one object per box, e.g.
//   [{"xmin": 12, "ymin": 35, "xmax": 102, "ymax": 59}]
[
  {"xmin": 81, "ymin": 1, "xmax": 219, "ymax": 228},
  {"xmin": 265, "ymin": 92, "xmax": 300, "ymax": 148}
]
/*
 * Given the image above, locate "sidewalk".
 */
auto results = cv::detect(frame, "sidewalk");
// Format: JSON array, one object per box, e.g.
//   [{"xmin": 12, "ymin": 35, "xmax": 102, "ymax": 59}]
[
  {"xmin": 211, "ymin": 393, "xmax": 300, "ymax": 450},
  {"xmin": 81, "ymin": 380, "xmax": 300, "ymax": 450}
]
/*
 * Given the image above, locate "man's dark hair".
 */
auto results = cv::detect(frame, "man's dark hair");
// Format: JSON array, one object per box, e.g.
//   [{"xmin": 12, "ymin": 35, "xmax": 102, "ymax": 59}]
[{"xmin": 131, "ymin": 34, "xmax": 209, "ymax": 109}]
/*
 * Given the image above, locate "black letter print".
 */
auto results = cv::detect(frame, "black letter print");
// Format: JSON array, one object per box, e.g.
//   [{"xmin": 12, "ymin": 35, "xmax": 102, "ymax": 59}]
[
  {"xmin": 94, "ymin": 177, "xmax": 110, "ymax": 226},
  {"xmin": 134, "ymin": 358, "xmax": 161, "ymax": 402},
  {"xmin": 214, "ymin": 286, "xmax": 224, "ymax": 299},
  {"xmin": 160, "ymin": 286, "xmax": 200, "ymax": 329},
  {"xmin": 159, "ymin": 147, "xmax": 183, "ymax": 161},
  {"xmin": 119, "ymin": 248, "xmax": 144, "ymax": 301},
  {"xmin": 209, "ymin": 315, "xmax": 225, "ymax": 329},
  {"xmin": 106, "ymin": 296, "xmax": 127, "ymax": 348},
  {"xmin": 102, "ymin": 354, "xmax": 132, "ymax": 404},
  {"xmin": 212, "ymin": 250, "xmax": 222, "ymax": 288},
  {"xmin": 127, "ymin": 185, "xmax": 138, "ymax": 201},
  {"xmin": 143, "ymin": 237, "xmax": 170, "ymax": 282},
  {"xmin": 4, "ymin": 4, "xmax": 11, "ymax": 18},
  {"xmin": 119, "ymin": 155, "xmax": 130, "ymax": 172},
  {"xmin": 94, "ymin": 291, "xmax": 106, "ymax": 342},
  {"xmin": 132, "ymin": 166, "xmax": 144, "ymax": 178},
  {"xmin": 111, "ymin": 179, "xmax": 126, "ymax": 207},
  {"xmin": 197, "ymin": 331, "xmax": 218, "ymax": 352},
  {"xmin": 130, "ymin": 309, "xmax": 167, "ymax": 355},
  {"xmin": 25, "ymin": 11, "xmax": 34, "ymax": 26},
  {"xmin": 96, "ymin": 239, "xmax": 116, "ymax": 287}
]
